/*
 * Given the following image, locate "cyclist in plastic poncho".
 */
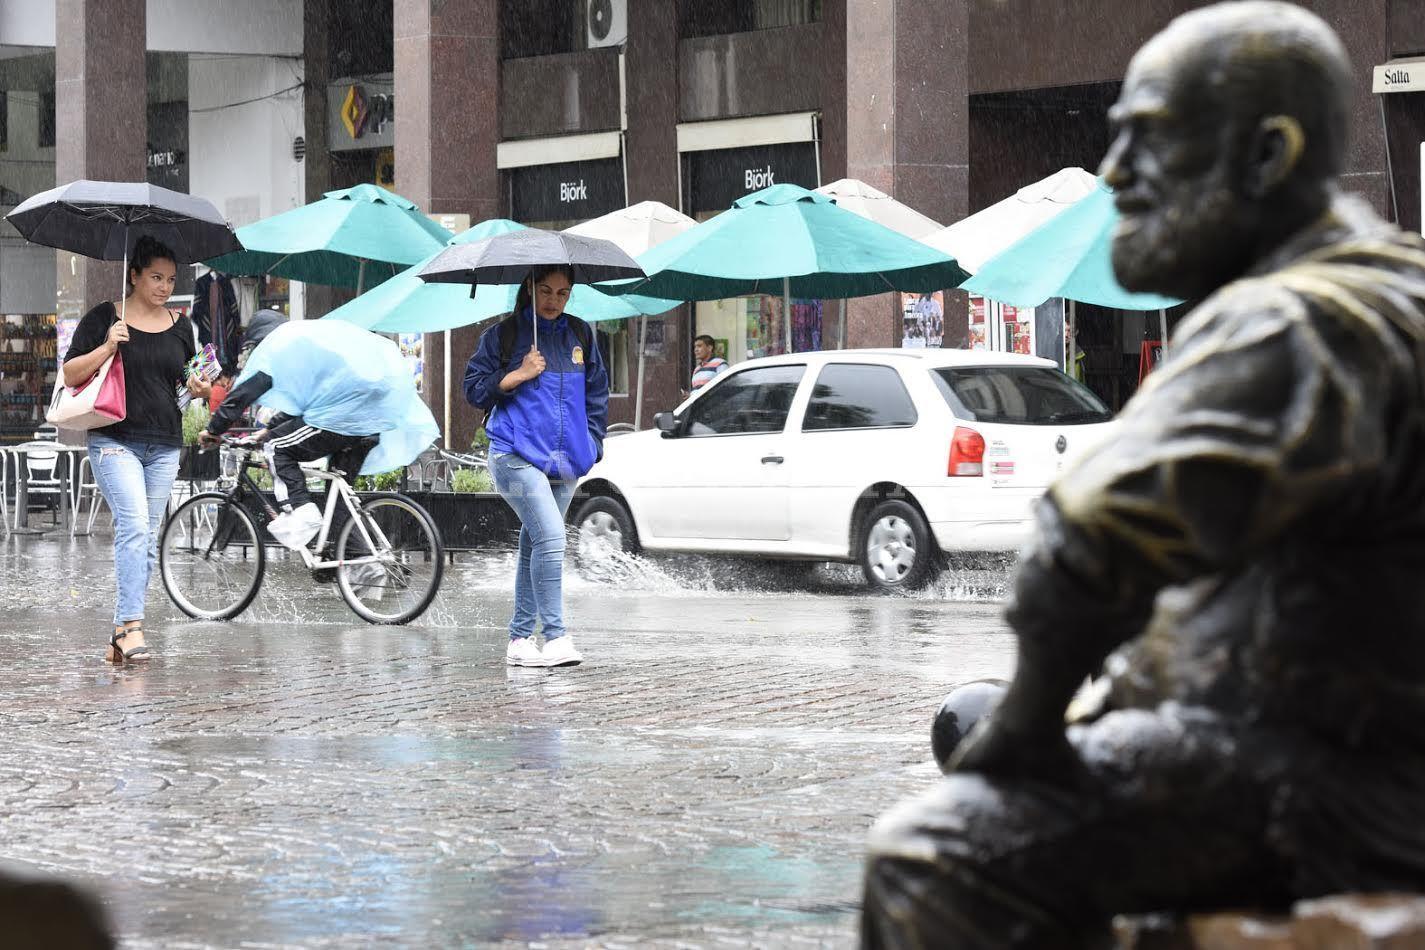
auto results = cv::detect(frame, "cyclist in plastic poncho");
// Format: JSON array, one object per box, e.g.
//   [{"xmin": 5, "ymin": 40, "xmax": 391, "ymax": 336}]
[{"xmin": 201, "ymin": 319, "xmax": 438, "ymax": 551}]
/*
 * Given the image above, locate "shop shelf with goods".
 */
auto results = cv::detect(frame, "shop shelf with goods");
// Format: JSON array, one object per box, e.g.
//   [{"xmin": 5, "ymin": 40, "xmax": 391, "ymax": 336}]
[{"xmin": 0, "ymin": 313, "xmax": 57, "ymax": 445}]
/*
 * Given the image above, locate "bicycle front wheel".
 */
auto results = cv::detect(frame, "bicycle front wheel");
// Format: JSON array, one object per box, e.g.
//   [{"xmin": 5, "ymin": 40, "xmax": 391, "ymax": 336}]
[
  {"xmin": 336, "ymin": 492, "xmax": 444, "ymax": 624},
  {"xmin": 160, "ymin": 492, "xmax": 265, "ymax": 620}
]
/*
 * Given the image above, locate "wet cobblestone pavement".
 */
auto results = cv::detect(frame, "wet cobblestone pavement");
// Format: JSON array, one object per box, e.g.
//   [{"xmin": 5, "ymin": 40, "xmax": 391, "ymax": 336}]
[{"xmin": 0, "ymin": 534, "xmax": 1015, "ymax": 948}]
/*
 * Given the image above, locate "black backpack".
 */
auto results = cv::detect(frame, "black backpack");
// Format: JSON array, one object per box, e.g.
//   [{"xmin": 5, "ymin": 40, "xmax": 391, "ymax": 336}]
[{"xmin": 496, "ymin": 312, "xmax": 595, "ymax": 373}]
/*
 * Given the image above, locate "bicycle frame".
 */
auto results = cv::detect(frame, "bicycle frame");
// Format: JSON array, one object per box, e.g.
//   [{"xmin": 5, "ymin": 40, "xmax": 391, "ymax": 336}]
[{"xmin": 224, "ymin": 448, "xmax": 390, "ymax": 570}]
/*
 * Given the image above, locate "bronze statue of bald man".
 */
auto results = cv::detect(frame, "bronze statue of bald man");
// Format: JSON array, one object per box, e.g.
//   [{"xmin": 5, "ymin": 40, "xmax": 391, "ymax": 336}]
[{"xmin": 861, "ymin": 3, "xmax": 1425, "ymax": 946}]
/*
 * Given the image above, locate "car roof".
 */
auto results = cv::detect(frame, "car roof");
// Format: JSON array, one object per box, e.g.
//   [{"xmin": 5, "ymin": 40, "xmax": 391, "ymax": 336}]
[{"xmin": 728, "ymin": 348, "xmax": 1057, "ymax": 371}]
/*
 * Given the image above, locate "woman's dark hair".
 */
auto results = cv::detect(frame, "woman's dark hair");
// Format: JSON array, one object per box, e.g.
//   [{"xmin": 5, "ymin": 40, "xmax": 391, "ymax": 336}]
[
  {"xmin": 127, "ymin": 235, "xmax": 179, "ymax": 291},
  {"xmin": 514, "ymin": 264, "xmax": 576, "ymax": 316}
]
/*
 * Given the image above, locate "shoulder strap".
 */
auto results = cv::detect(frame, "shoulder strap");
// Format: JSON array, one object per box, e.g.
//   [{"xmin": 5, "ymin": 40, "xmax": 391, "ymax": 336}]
[
  {"xmin": 497, "ymin": 313, "xmax": 520, "ymax": 368},
  {"xmin": 498, "ymin": 313, "xmax": 594, "ymax": 372}
]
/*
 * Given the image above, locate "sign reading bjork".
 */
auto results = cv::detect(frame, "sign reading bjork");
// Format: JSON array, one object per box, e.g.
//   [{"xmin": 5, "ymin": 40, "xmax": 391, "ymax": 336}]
[
  {"xmin": 686, "ymin": 142, "xmax": 819, "ymax": 213},
  {"xmin": 511, "ymin": 157, "xmax": 625, "ymax": 223}
]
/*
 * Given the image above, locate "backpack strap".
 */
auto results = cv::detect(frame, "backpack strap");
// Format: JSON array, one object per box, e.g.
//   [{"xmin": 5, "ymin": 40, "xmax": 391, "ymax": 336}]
[{"xmin": 497, "ymin": 312, "xmax": 593, "ymax": 372}]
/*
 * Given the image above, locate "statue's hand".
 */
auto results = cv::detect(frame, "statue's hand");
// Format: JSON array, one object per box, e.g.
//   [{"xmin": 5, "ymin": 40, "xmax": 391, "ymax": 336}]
[{"xmin": 947, "ymin": 717, "xmax": 1083, "ymax": 784}]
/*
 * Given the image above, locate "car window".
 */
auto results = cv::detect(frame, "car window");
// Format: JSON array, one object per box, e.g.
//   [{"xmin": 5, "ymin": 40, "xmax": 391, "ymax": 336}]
[
  {"xmin": 802, "ymin": 363, "xmax": 918, "ymax": 431},
  {"xmin": 684, "ymin": 365, "xmax": 805, "ymax": 436},
  {"xmin": 931, "ymin": 366, "xmax": 1112, "ymax": 425}
]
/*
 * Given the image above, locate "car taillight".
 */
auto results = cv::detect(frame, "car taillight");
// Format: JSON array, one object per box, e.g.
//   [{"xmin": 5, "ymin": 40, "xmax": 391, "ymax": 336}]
[{"xmin": 948, "ymin": 427, "xmax": 985, "ymax": 476}]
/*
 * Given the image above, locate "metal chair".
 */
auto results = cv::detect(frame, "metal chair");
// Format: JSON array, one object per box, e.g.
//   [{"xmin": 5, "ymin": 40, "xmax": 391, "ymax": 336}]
[
  {"xmin": 71, "ymin": 453, "xmax": 106, "ymax": 536},
  {"xmin": 12, "ymin": 440, "xmax": 68, "ymax": 531},
  {"xmin": 0, "ymin": 448, "xmax": 11, "ymax": 536}
]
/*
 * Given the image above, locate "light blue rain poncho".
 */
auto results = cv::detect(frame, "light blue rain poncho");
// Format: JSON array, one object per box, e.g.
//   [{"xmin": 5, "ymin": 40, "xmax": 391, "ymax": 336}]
[{"xmin": 235, "ymin": 319, "xmax": 438, "ymax": 475}]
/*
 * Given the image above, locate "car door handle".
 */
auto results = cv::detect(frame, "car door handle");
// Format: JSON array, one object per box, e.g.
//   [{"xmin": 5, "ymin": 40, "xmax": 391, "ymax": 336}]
[{"xmin": 761, "ymin": 455, "xmax": 784, "ymax": 465}]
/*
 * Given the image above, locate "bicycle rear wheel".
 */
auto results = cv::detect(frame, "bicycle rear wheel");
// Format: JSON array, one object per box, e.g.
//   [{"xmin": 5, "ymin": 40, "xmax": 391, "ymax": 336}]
[
  {"xmin": 336, "ymin": 492, "xmax": 444, "ymax": 624},
  {"xmin": 160, "ymin": 492, "xmax": 265, "ymax": 620}
]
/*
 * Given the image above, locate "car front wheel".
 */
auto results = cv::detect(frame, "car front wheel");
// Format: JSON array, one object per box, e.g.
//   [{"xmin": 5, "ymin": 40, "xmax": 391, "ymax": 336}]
[
  {"xmin": 572, "ymin": 495, "xmax": 639, "ymax": 569},
  {"xmin": 858, "ymin": 499, "xmax": 937, "ymax": 592}
]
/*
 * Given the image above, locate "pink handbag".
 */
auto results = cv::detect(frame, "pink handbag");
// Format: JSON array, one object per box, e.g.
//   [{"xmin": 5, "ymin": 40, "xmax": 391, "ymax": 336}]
[{"xmin": 47, "ymin": 347, "xmax": 127, "ymax": 430}]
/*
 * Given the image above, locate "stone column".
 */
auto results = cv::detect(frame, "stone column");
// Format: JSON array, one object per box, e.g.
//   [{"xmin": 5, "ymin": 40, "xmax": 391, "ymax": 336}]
[
  {"xmin": 54, "ymin": 0, "xmax": 146, "ymax": 320},
  {"xmin": 301, "ymin": 0, "xmax": 336, "ymax": 320},
  {"xmin": 394, "ymin": 0, "xmax": 499, "ymax": 451},
  {"xmin": 845, "ymin": 0, "xmax": 969, "ymax": 347},
  {"xmin": 621, "ymin": 0, "xmax": 682, "ymax": 426}
]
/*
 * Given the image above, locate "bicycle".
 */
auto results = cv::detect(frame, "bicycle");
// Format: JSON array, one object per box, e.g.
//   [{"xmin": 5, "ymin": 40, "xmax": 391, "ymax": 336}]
[{"xmin": 159, "ymin": 434, "xmax": 444, "ymax": 624}]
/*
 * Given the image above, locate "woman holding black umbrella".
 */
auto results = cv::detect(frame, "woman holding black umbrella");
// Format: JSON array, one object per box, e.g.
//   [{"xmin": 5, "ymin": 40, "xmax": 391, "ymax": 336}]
[
  {"xmin": 464, "ymin": 265, "xmax": 609, "ymax": 668},
  {"xmin": 62, "ymin": 236, "xmax": 209, "ymax": 662}
]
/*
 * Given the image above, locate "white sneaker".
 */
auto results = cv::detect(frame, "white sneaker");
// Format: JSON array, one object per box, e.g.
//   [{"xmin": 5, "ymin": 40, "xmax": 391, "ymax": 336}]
[
  {"xmin": 506, "ymin": 637, "xmax": 543, "ymax": 666},
  {"xmin": 268, "ymin": 502, "xmax": 322, "ymax": 550},
  {"xmin": 540, "ymin": 636, "xmax": 583, "ymax": 667}
]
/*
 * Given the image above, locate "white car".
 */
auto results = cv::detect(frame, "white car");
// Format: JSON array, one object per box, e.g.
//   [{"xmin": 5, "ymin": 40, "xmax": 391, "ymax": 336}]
[{"xmin": 572, "ymin": 348, "xmax": 1115, "ymax": 590}]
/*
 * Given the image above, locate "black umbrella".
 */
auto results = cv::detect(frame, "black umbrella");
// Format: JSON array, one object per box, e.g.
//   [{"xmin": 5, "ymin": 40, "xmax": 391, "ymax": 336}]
[
  {"xmin": 8, "ymin": 180, "xmax": 242, "ymax": 262},
  {"xmin": 418, "ymin": 227, "xmax": 645, "ymax": 352}
]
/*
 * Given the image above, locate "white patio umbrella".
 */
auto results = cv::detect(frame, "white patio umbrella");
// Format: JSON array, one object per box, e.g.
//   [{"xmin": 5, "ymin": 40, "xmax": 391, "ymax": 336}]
[
  {"xmin": 814, "ymin": 178, "xmax": 945, "ymax": 348},
  {"xmin": 566, "ymin": 201, "xmax": 697, "ymax": 429},
  {"xmin": 921, "ymin": 167, "xmax": 1097, "ymax": 274}
]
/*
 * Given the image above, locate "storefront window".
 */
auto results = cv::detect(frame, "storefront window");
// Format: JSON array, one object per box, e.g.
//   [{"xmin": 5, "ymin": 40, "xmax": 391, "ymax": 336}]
[{"xmin": 0, "ymin": 47, "xmax": 57, "ymax": 443}]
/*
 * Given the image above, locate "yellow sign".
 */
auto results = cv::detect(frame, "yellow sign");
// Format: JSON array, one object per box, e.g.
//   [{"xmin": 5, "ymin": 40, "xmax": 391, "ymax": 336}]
[{"xmin": 340, "ymin": 84, "xmax": 368, "ymax": 140}]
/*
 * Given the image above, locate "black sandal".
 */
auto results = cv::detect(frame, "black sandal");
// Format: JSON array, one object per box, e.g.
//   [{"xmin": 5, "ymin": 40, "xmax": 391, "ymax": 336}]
[{"xmin": 108, "ymin": 625, "xmax": 152, "ymax": 663}]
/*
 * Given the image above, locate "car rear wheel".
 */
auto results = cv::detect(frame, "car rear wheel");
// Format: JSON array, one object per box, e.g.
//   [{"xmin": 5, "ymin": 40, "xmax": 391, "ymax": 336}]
[
  {"xmin": 859, "ymin": 499, "xmax": 937, "ymax": 592},
  {"xmin": 572, "ymin": 495, "xmax": 639, "ymax": 569}
]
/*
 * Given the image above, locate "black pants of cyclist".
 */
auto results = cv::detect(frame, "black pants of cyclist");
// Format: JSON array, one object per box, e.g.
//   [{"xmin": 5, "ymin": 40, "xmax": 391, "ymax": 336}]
[{"xmin": 263, "ymin": 416, "xmax": 371, "ymax": 511}]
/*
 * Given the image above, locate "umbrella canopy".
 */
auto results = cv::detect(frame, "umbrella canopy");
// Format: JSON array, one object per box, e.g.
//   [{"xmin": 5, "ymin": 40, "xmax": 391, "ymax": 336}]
[
  {"xmin": 236, "ymin": 319, "xmax": 438, "ymax": 475},
  {"xmin": 564, "ymin": 200, "xmax": 697, "ymax": 258},
  {"xmin": 7, "ymin": 179, "xmax": 241, "ymax": 262},
  {"xmin": 608, "ymin": 183, "xmax": 967, "ymax": 300},
  {"xmin": 203, "ymin": 184, "xmax": 452, "ymax": 290},
  {"xmin": 813, "ymin": 178, "xmax": 943, "ymax": 239},
  {"xmin": 326, "ymin": 218, "xmax": 676, "ymax": 334},
  {"xmin": 418, "ymin": 226, "xmax": 645, "ymax": 286},
  {"xmin": 922, "ymin": 167, "xmax": 1097, "ymax": 274},
  {"xmin": 960, "ymin": 180, "xmax": 1181, "ymax": 310}
]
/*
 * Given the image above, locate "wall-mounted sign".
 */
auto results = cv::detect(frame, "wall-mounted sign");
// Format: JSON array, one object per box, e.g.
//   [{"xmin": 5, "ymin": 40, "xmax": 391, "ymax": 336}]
[
  {"xmin": 146, "ymin": 100, "xmax": 189, "ymax": 192},
  {"xmin": 511, "ymin": 157, "xmax": 625, "ymax": 223},
  {"xmin": 328, "ymin": 74, "xmax": 394, "ymax": 151},
  {"xmin": 685, "ymin": 142, "xmax": 818, "ymax": 214},
  {"xmin": 1373, "ymin": 59, "xmax": 1425, "ymax": 94}
]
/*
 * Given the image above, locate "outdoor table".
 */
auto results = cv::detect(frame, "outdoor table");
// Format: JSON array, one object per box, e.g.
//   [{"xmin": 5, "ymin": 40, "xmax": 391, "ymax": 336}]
[{"xmin": 5, "ymin": 443, "xmax": 84, "ymax": 535}]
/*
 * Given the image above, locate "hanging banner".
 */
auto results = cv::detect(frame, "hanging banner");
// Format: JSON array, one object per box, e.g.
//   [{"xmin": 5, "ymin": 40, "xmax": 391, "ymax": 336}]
[
  {"xmin": 510, "ymin": 157, "xmax": 625, "ymax": 223},
  {"xmin": 686, "ymin": 142, "xmax": 819, "ymax": 213}
]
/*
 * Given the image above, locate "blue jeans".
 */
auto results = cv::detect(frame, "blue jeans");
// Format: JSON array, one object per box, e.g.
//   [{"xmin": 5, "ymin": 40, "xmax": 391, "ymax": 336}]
[
  {"xmin": 88, "ymin": 433, "xmax": 180, "ymax": 626},
  {"xmin": 490, "ymin": 451, "xmax": 576, "ymax": 641}
]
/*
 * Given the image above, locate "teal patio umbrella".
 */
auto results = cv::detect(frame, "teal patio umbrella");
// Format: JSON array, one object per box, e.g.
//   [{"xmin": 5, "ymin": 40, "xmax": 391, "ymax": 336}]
[
  {"xmin": 607, "ymin": 183, "xmax": 968, "ymax": 351},
  {"xmin": 326, "ymin": 218, "xmax": 676, "ymax": 444},
  {"xmin": 960, "ymin": 179, "xmax": 1181, "ymax": 366},
  {"xmin": 204, "ymin": 184, "xmax": 452, "ymax": 292}
]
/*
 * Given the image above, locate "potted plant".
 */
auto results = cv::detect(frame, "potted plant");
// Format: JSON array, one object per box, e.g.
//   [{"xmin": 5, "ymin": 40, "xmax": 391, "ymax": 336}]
[
  {"xmin": 178, "ymin": 402, "xmax": 220, "ymax": 480},
  {"xmin": 415, "ymin": 463, "xmax": 517, "ymax": 551}
]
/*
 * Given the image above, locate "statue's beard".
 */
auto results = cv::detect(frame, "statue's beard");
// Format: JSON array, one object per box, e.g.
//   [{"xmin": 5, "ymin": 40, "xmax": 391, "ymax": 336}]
[{"xmin": 1112, "ymin": 188, "xmax": 1244, "ymax": 301}]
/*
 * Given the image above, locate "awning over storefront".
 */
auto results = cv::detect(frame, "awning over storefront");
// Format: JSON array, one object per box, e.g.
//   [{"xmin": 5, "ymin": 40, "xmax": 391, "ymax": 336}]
[
  {"xmin": 675, "ymin": 111, "xmax": 818, "ymax": 153},
  {"xmin": 496, "ymin": 131, "xmax": 622, "ymax": 169}
]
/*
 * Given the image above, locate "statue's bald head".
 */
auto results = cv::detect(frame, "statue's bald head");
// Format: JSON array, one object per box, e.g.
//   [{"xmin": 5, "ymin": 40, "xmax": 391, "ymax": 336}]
[{"xmin": 1102, "ymin": 2, "xmax": 1354, "ymax": 299}]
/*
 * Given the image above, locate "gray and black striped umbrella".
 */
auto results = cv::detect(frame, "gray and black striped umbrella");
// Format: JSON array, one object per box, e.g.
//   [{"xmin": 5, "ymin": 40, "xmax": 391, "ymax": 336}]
[{"xmin": 7, "ymin": 179, "xmax": 242, "ymax": 263}]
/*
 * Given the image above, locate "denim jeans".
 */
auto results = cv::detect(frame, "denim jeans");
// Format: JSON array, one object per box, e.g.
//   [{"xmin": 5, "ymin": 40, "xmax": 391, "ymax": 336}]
[
  {"xmin": 490, "ymin": 451, "xmax": 576, "ymax": 641},
  {"xmin": 88, "ymin": 433, "xmax": 180, "ymax": 625}
]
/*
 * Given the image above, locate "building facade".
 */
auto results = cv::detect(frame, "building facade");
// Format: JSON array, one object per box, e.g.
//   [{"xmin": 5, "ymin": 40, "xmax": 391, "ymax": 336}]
[{"xmin": 1, "ymin": 0, "xmax": 1421, "ymax": 447}]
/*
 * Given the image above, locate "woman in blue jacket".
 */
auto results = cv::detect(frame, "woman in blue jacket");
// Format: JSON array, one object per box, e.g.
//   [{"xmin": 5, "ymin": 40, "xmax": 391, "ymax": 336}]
[{"xmin": 464, "ymin": 264, "xmax": 610, "ymax": 668}]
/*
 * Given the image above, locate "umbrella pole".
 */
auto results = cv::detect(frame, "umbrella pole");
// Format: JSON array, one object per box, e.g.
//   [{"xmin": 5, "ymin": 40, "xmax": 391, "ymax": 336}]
[
  {"xmin": 783, "ymin": 277, "xmax": 791, "ymax": 355},
  {"xmin": 529, "ymin": 275, "xmax": 538, "ymax": 355},
  {"xmin": 838, "ymin": 298, "xmax": 847, "ymax": 349},
  {"xmin": 634, "ymin": 315, "xmax": 648, "ymax": 430},
  {"xmin": 356, "ymin": 259, "xmax": 367, "ymax": 296},
  {"xmin": 1067, "ymin": 299, "xmax": 1077, "ymax": 376},
  {"xmin": 119, "ymin": 231, "xmax": 128, "ymax": 325},
  {"xmin": 1159, "ymin": 308, "xmax": 1169, "ymax": 359},
  {"xmin": 444, "ymin": 329, "xmax": 452, "ymax": 449}
]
